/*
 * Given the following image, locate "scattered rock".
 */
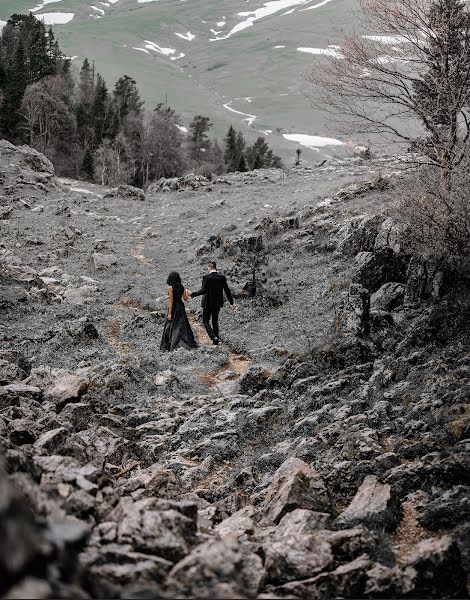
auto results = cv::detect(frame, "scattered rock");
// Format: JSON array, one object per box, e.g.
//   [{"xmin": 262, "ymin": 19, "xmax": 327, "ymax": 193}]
[{"xmin": 104, "ymin": 184, "xmax": 146, "ymax": 201}]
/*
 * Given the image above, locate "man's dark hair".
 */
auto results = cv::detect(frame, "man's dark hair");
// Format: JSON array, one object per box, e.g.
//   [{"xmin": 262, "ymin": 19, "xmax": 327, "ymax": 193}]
[
  {"xmin": 208, "ymin": 261, "xmax": 217, "ymax": 270},
  {"xmin": 167, "ymin": 271, "xmax": 182, "ymax": 286}
]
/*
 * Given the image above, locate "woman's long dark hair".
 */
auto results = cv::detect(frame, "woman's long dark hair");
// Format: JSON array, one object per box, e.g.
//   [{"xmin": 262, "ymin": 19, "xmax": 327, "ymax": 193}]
[
  {"xmin": 167, "ymin": 271, "xmax": 182, "ymax": 286},
  {"xmin": 167, "ymin": 272, "xmax": 184, "ymax": 297}
]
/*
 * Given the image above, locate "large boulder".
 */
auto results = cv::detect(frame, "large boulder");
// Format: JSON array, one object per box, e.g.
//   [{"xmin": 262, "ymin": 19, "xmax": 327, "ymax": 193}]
[
  {"xmin": 46, "ymin": 375, "xmax": 89, "ymax": 410},
  {"xmin": 338, "ymin": 215, "xmax": 385, "ymax": 257},
  {"xmin": 337, "ymin": 475, "xmax": 400, "ymax": 530},
  {"xmin": 104, "ymin": 184, "xmax": 145, "ymax": 201},
  {"xmin": 167, "ymin": 538, "xmax": 264, "ymax": 599},
  {"xmin": 371, "ymin": 282, "xmax": 405, "ymax": 311},
  {"xmin": 353, "ymin": 248, "xmax": 408, "ymax": 293},
  {"xmin": 262, "ymin": 457, "xmax": 331, "ymax": 524},
  {"xmin": 0, "ymin": 140, "xmax": 57, "ymax": 195}
]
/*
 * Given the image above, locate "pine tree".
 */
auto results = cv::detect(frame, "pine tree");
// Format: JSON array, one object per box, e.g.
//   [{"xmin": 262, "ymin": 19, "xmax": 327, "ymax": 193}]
[
  {"xmin": 253, "ymin": 154, "xmax": 263, "ymax": 170},
  {"xmin": 113, "ymin": 75, "xmax": 143, "ymax": 132},
  {"xmin": 237, "ymin": 154, "xmax": 247, "ymax": 172},
  {"xmin": 188, "ymin": 114, "xmax": 212, "ymax": 161},
  {"xmin": 92, "ymin": 74, "xmax": 112, "ymax": 145},
  {"xmin": 224, "ymin": 125, "xmax": 238, "ymax": 171},
  {"xmin": 81, "ymin": 148, "xmax": 95, "ymax": 180}
]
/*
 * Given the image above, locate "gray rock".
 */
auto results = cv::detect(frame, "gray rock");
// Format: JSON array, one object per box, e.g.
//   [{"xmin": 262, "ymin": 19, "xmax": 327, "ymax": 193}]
[
  {"xmin": 167, "ymin": 538, "xmax": 264, "ymax": 599},
  {"xmin": 92, "ymin": 253, "xmax": 118, "ymax": 270},
  {"xmin": 216, "ymin": 505, "xmax": 257, "ymax": 538},
  {"xmin": 34, "ymin": 427, "xmax": 68, "ymax": 453},
  {"xmin": 275, "ymin": 509, "xmax": 331, "ymax": 538},
  {"xmin": 370, "ymin": 282, "xmax": 405, "ymax": 311},
  {"xmin": 337, "ymin": 475, "xmax": 399, "ymax": 530},
  {"xmin": 262, "ymin": 458, "xmax": 330, "ymax": 524},
  {"xmin": 46, "ymin": 375, "xmax": 89, "ymax": 409},
  {"xmin": 104, "ymin": 184, "xmax": 145, "ymax": 201},
  {"xmin": 417, "ymin": 485, "xmax": 470, "ymax": 529},
  {"xmin": 353, "ymin": 248, "xmax": 408, "ymax": 293},
  {"xmin": 366, "ymin": 535, "xmax": 467, "ymax": 598},
  {"xmin": 338, "ymin": 215, "xmax": 384, "ymax": 257},
  {"xmin": 265, "ymin": 534, "xmax": 333, "ymax": 584}
]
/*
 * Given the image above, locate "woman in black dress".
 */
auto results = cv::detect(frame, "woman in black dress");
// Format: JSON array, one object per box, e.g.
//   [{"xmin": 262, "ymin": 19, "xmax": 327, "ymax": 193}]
[{"xmin": 160, "ymin": 272, "xmax": 197, "ymax": 351}]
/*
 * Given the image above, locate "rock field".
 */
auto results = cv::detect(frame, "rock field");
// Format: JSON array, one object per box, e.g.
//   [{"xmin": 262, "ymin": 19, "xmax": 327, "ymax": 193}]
[{"xmin": 1, "ymin": 139, "xmax": 469, "ymax": 598}]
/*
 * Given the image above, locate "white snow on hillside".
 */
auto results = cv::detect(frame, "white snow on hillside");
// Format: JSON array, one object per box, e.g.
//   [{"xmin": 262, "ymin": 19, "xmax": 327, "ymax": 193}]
[
  {"xmin": 274, "ymin": 45, "xmax": 285, "ymax": 48},
  {"xmin": 298, "ymin": 46, "xmax": 343, "ymax": 58},
  {"xmin": 363, "ymin": 35, "xmax": 408, "ymax": 44},
  {"xmin": 175, "ymin": 31, "xmax": 195, "ymax": 41},
  {"xmin": 90, "ymin": 6, "xmax": 105, "ymax": 14},
  {"xmin": 223, "ymin": 102, "xmax": 257, "ymax": 127},
  {"xmin": 176, "ymin": 124, "xmax": 188, "ymax": 133},
  {"xmin": 144, "ymin": 41, "xmax": 177, "ymax": 56},
  {"xmin": 30, "ymin": 0, "xmax": 63, "ymax": 13},
  {"xmin": 211, "ymin": 0, "xmax": 337, "ymax": 41},
  {"xmin": 36, "ymin": 12, "xmax": 74, "ymax": 24},
  {"xmin": 0, "ymin": 20, "xmax": 7, "ymax": 30},
  {"xmin": 283, "ymin": 133, "xmax": 343, "ymax": 147},
  {"xmin": 133, "ymin": 47, "xmax": 150, "ymax": 54},
  {"xmin": 299, "ymin": 0, "xmax": 335, "ymax": 10}
]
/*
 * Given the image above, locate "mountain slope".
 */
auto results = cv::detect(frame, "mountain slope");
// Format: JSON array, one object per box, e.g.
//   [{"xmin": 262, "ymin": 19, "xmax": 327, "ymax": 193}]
[{"xmin": 0, "ymin": 0, "xmax": 362, "ymax": 160}]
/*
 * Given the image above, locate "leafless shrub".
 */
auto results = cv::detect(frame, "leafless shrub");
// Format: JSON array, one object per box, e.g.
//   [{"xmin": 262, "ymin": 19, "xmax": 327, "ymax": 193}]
[{"xmin": 396, "ymin": 159, "xmax": 470, "ymax": 256}]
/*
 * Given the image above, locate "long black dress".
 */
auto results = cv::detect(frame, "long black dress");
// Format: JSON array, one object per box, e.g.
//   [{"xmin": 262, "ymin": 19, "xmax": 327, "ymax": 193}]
[{"xmin": 160, "ymin": 283, "xmax": 197, "ymax": 351}]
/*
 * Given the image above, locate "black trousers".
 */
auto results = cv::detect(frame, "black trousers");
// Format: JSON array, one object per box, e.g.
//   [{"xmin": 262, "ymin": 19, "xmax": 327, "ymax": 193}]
[{"xmin": 202, "ymin": 306, "xmax": 220, "ymax": 340}]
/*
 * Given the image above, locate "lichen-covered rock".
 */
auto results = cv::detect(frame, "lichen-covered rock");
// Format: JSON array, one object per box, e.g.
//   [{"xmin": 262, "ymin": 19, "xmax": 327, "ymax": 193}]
[
  {"xmin": 104, "ymin": 184, "xmax": 145, "ymax": 201},
  {"xmin": 337, "ymin": 475, "xmax": 399, "ymax": 530},
  {"xmin": 262, "ymin": 458, "xmax": 330, "ymax": 524},
  {"xmin": 167, "ymin": 538, "xmax": 265, "ymax": 599}
]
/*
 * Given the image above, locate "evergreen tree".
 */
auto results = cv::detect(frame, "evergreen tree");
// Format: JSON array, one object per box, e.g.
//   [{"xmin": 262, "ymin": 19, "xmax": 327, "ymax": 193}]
[
  {"xmin": 76, "ymin": 58, "xmax": 95, "ymax": 146},
  {"xmin": 224, "ymin": 125, "xmax": 238, "ymax": 171},
  {"xmin": 113, "ymin": 75, "xmax": 143, "ymax": 131},
  {"xmin": 188, "ymin": 114, "xmax": 212, "ymax": 162},
  {"xmin": 253, "ymin": 154, "xmax": 263, "ymax": 170},
  {"xmin": 81, "ymin": 148, "xmax": 95, "ymax": 180},
  {"xmin": 92, "ymin": 74, "xmax": 112, "ymax": 145},
  {"xmin": 237, "ymin": 154, "xmax": 247, "ymax": 172}
]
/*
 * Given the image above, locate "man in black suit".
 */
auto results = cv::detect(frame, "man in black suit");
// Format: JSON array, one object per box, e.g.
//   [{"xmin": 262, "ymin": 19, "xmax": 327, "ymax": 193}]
[{"xmin": 191, "ymin": 261, "xmax": 234, "ymax": 345}]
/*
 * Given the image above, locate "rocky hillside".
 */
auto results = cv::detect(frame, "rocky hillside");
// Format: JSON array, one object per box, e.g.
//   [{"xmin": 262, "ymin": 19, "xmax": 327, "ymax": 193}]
[{"xmin": 1, "ymin": 139, "xmax": 469, "ymax": 599}]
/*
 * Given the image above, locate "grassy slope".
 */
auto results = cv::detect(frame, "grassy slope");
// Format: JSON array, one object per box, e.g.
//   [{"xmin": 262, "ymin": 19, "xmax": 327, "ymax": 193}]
[{"xmin": 1, "ymin": 0, "xmax": 363, "ymax": 160}]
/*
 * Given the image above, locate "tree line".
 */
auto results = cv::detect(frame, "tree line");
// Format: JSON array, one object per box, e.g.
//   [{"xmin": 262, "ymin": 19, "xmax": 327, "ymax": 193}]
[{"xmin": 0, "ymin": 13, "xmax": 282, "ymax": 187}]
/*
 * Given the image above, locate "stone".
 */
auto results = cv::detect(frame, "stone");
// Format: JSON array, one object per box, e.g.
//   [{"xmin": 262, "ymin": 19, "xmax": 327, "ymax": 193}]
[
  {"xmin": 370, "ymin": 282, "xmax": 405, "ymax": 312},
  {"xmin": 92, "ymin": 253, "xmax": 118, "ymax": 270},
  {"xmin": 270, "ymin": 555, "xmax": 372, "ymax": 600},
  {"xmin": 366, "ymin": 536, "xmax": 467, "ymax": 599},
  {"xmin": 60, "ymin": 403, "xmax": 94, "ymax": 431},
  {"xmin": 216, "ymin": 505, "xmax": 257, "ymax": 538},
  {"xmin": 353, "ymin": 248, "xmax": 408, "ymax": 293},
  {"xmin": 275, "ymin": 509, "xmax": 331, "ymax": 539},
  {"xmin": 338, "ymin": 215, "xmax": 384, "ymax": 257},
  {"xmin": 3, "ymin": 577, "xmax": 51, "ymax": 599},
  {"xmin": 62, "ymin": 286, "xmax": 98, "ymax": 305},
  {"xmin": 34, "ymin": 427, "xmax": 67, "ymax": 453},
  {"xmin": 8, "ymin": 419, "xmax": 36, "ymax": 446},
  {"xmin": 338, "ymin": 284, "xmax": 370, "ymax": 336},
  {"xmin": 417, "ymin": 485, "xmax": 470, "ymax": 529},
  {"xmin": 104, "ymin": 184, "xmax": 145, "ymax": 201},
  {"xmin": 167, "ymin": 538, "xmax": 264, "ymax": 599},
  {"xmin": 46, "ymin": 375, "xmax": 89, "ymax": 409},
  {"xmin": 264, "ymin": 534, "xmax": 333, "ymax": 584},
  {"xmin": 262, "ymin": 458, "xmax": 330, "ymax": 524},
  {"xmin": 337, "ymin": 475, "xmax": 399, "ymax": 530},
  {"xmin": 108, "ymin": 497, "xmax": 197, "ymax": 562}
]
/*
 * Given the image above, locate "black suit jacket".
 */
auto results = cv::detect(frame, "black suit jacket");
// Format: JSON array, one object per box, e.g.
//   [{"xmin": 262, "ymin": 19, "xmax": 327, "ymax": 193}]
[{"xmin": 191, "ymin": 272, "xmax": 234, "ymax": 309}]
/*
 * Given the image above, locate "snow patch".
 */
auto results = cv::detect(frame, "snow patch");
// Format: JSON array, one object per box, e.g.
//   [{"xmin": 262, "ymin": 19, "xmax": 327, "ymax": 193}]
[
  {"xmin": 30, "ymin": 0, "xmax": 63, "ymax": 12},
  {"xmin": 299, "ymin": 0, "xmax": 336, "ymax": 10},
  {"xmin": 274, "ymin": 45, "xmax": 285, "ymax": 48},
  {"xmin": 211, "ymin": 0, "xmax": 336, "ymax": 42},
  {"xmin": 176, "ymin": 124, "xmax": 188, "ymax": 133},
  {"xmin": 175, "ymin": 31, "xmax": 195, "ymax": 41},
  {"xmin": 90, "ymin": 5, "xmax": 105, "ymax": 14},
  {"xmin": 223, "ymin": 102, "xmax": 257, "ymax": 127},
  {"xmin": 283, "ymin": 133, "xmax": 344, "ymax": 148},
  {"xmin": 133, "ymin": 47, "xmax": 151, "ymax": 54},
  {"xmin": 363, "ymin": 35, "xmax": 408, "ymax": 44},
  {"xmin": 36, "ymin": 12, "xmax": 75, "ymax": 24},
  {"xmin": 144, "ymin": 41, "xmax": 177, "ymax": 56},
  {"xmin": 297, "ymin": 46, "xmax": 343, "ymax": 58},
  {"xmin": 0, "ymin": 21, "xmax": 7, "ymax": 31}
]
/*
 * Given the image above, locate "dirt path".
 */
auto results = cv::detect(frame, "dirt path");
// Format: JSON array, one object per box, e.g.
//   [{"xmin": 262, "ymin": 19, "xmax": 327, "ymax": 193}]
[
  {"xmin": 188, "ymin": 313, "xmax": 249, "ymax": 388},
  {"xmin": 132, "ymin": 226, "xmax": 154, "ymax": 265}
]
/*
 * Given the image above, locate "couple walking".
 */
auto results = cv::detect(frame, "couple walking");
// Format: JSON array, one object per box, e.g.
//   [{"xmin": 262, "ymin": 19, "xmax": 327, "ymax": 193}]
[{"xmin": 160, "ymin": 261, "xmax": 235, "ymax": 352}]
